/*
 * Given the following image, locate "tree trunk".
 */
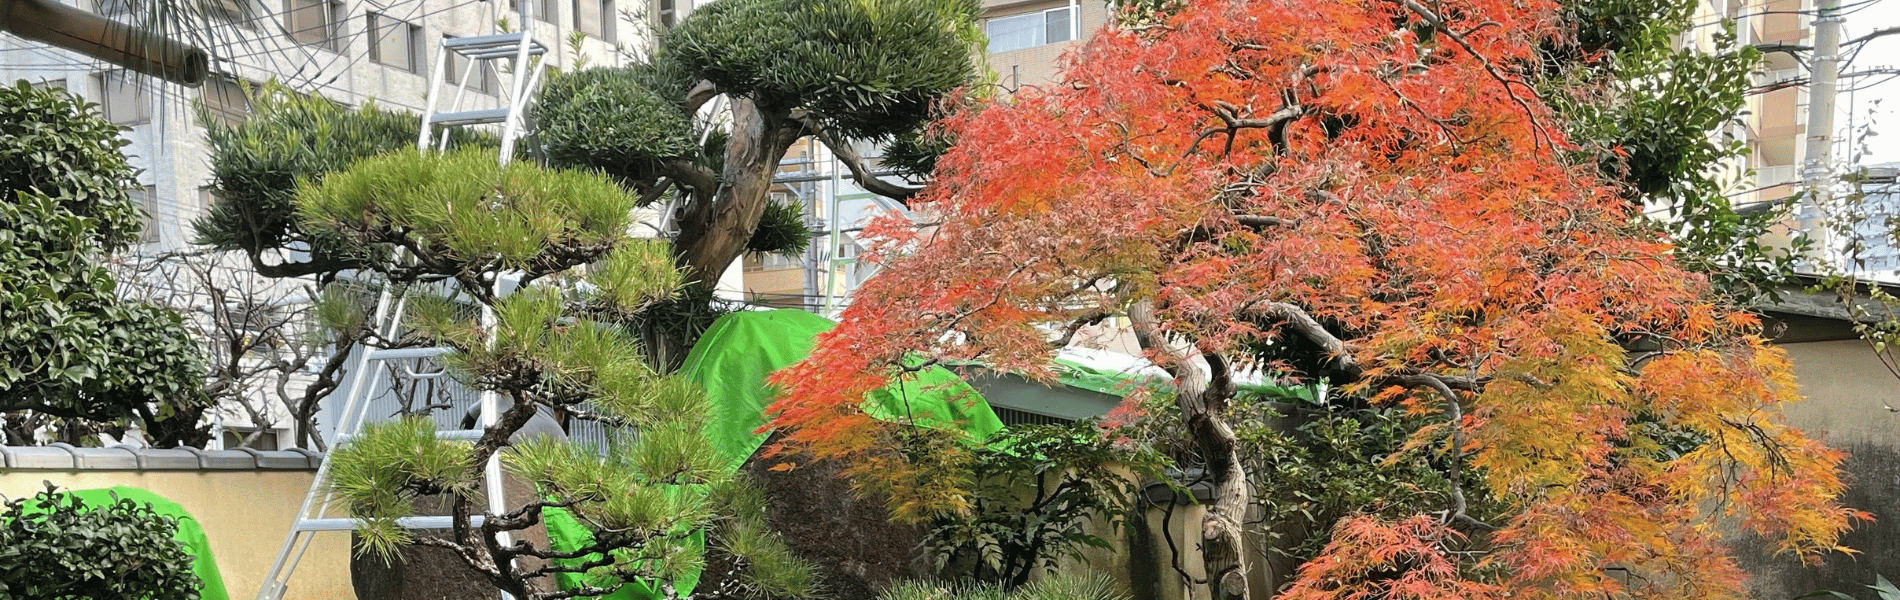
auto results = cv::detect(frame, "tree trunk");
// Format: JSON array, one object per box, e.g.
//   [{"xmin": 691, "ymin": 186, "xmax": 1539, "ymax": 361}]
[
  {"xmin": 672, "ymin": 98, "xmax": 805, "ymax": 288},
  {"xmin": 1185, "ymin": 401, "xmax": 1251, "ymax": 600},
  {"xmin": 1128, "ymin": 300, "xmax": 1252, "ymax": 600}
]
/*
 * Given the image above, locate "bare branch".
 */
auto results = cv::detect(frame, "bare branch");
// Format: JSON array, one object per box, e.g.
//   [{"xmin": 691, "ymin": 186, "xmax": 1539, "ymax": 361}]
[
  {"xmin": 657, "ymin": 159, "xmax": 719, "ymax": 195},
  {"xmin": 1251, "ymin": 302, "xmax": 1485, "ymax": 392},
  {"xmin": 1050, "ymin": 308, "xmax": 1112, "ymax": 349},
  {"xmin": 1235, "ymin": 215, "xmax": 1297, "ymax": 229},
  {"xmin": 1390, "ymin": 0, "xmax": 1550, "ymax": 147},
  {"xmin": 683, "ymin": 79, "xmax": 719, "ymax": 115},
  {"xmin": 800, "ymin": 115, "xmax": 924, "ymax": 201}
]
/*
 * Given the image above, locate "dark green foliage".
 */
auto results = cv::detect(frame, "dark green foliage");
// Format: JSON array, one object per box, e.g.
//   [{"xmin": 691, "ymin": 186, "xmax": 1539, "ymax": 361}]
[
  {"xmin": 0, "ymin": 82, "xmax": 144, "ymax": 247},
  {"xmin": 194, "ymin": 81, "xmax": 489, "ymax": 279},
  {"xmin": 535, "ymin": 66, "xmax": 698, "ymax": 185},
  {"xmin": 877, "ymin": 573, "xmax": 1130, "ymax": 600},
  {"xmin": 665, "ymin": 0, "xmax": 980, "ymax": 139},
  {"xmin": 746, "ymin": 198, "xmax": 811, "ymax": 256},
  {"xmin": 538, "ymin": 0, "xmax": 979, "ymax": 188},
  {"xmin": 0, "ymin": 483, "xmax": 204, "ymax": 600},
  {"xmin": 926, "ymin": 422, "xmax": 1158, "ymax": 590},
  {"xmin": 0, "ymin": 81, "xmax": 207, "ymax": 429},
  {"xmin": 1108, "ymin": 385, "xmax": 1488, "ymax": 572},
  {"xmin": 1548, "ymin": 0, "xmax": 1796, "ymax": 299},
  {"xmin": 882, "ymin": 125, "xmax": 955, "ymax": 180},
  {"xmin": 1234, "ymin": 394, "xmax": 1485, "ymax": 565}
]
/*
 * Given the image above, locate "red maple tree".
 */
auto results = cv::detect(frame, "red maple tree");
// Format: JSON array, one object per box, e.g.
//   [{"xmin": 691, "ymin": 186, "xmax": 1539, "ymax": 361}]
[{"xmin": 765, "ymin": 1, "xmax": 1865, "ymax": 598}]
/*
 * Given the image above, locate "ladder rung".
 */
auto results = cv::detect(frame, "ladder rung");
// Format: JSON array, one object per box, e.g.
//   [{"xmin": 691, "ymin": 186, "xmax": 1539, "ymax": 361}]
[
  {"xmin": 365, "ymin": 346, "xmax": 454, "ymax": 360},
  {"xmin": 442, "ymin": 33, "xmax": 548, "ymax": 58},
  {"xmin": 443, "ymin": 32, "xmax": 527, "ymax": 50},
  {"xmin": 334, "ymin": 427, "xmax": 485, "ymax": 444},
  {"xmin": 296, "ymin": 515, "xmax": 485, "ymax": 532},
  {"xmin": 428, "ymin": 109, "xmax": 511, "ymax": 126},
  {"xmin": 437, "ymin": 428, "xmax": 486, "ymax": 440},
  {"xmin": 464, "ymin": 46, "xmax": 548, "ymax": 60}
]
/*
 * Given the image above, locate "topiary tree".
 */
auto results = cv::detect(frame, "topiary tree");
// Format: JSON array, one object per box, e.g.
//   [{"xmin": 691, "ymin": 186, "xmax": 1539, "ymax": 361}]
[
  {"xmin": 0, "ymin": 80, "xmax": 208, "ymax": 446},
  {"xmin": 310, "ymin": 148, "xmax": 814, "ymax": 600},
  {"xmin": 509, "ymin": 0, "xmax": 981, "ymax": 287},
  {"xmin": 0, "ymin": 483, "xmax": 206, "ymax": 600}
]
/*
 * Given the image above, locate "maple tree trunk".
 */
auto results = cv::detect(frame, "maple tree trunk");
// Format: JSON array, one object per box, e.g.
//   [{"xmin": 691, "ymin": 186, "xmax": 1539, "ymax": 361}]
[
  {"xmin": 1181, "ymin": 385, "xmax": 1251, "ymax": 600},
  {"xmin": 672, "ymin": 98, "xmax": 805, "ymax": 288},
  {"xmin": 1128, "ymin": 301, "xmax": 1252, "ymax": 600}
]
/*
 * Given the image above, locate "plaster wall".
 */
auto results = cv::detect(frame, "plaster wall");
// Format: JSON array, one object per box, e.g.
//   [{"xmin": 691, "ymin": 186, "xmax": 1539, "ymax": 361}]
[
  {"xmin": 0, "ymin": 468, "xmax": 353, "ymax": 600},
  {"xmin": 1738, "ymin": 339, "xmax": 1900, "ymax": 598}
]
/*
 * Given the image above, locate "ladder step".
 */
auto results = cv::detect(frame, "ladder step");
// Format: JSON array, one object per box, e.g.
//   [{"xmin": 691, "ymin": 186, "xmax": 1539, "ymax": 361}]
[
  {"xmin": 297, "ymin": 515, "xmax": 485, "ymax": 532},
  {"xmin": 437, "ymin": 428, "xmax": 486, "ymax": 441},
  {"xmin": 364, "ymin": 346, "xmax": 454, "ymax": 360},
  {"xmin": 334, "ymin": 428, "xmax": 484, "ymax": 444},
  {"xmin": 442, "ymin": 32, "xmax": 548, "ymax": 59},
  {"xmin": 428, "ymin": 108, "xmax": 511, "ymax": 126},
  {"xmin": 464, "ymin": 46, "xmax": 548, "ymax": 61}
]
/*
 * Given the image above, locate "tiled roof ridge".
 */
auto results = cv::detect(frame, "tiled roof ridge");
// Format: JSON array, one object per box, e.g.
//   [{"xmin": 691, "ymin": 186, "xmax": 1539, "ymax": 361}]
[{"xmin": 0, "ymin": 443, "xmax": 321, "ymax": 470}]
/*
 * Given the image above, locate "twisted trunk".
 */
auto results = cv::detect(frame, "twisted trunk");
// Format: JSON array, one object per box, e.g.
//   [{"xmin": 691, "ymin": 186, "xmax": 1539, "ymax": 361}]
[{"xmin": 672, "ymin": 98, "xmax": 805, "ymax": 288}]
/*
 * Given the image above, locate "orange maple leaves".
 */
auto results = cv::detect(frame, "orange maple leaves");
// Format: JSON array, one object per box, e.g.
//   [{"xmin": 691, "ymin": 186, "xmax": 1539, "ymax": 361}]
[{"xmin": 763, "ymin": 0, "xmax": 1864, "ymax": 596}]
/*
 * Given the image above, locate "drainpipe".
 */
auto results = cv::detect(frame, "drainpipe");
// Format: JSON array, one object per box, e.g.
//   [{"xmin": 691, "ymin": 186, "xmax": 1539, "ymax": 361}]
[{"xmin": 0, "ymin": 0, "xmax": 207, "ymax": 85}]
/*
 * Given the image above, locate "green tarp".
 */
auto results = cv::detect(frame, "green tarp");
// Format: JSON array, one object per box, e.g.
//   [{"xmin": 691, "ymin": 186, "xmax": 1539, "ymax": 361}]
[
  {"xmin": 681, "ymin": 309, "xmax": 1004, "ymax": 472},
  {"xmin": 545, "ymin": 309, "xmax": 1004, "ymax": 599},
  {"xmin": 34, "ymin": 487, "xmax": 230, "ymax": 600}
]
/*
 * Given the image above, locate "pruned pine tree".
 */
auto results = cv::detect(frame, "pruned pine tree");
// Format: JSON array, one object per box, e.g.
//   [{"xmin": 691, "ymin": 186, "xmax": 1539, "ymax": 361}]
[{"xmin": 310, "ymin": 148, "xmax": 813, "ymax": 600}]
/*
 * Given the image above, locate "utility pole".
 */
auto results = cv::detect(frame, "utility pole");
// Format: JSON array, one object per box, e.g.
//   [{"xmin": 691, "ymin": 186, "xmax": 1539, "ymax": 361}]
[
  {"xmin": 1803, "ymin": 0, "xmax": 1844, "ymax": 193},
  {"xmin": 1801, "ymin": 0, "xmax": 1844, "ymax": 268}
]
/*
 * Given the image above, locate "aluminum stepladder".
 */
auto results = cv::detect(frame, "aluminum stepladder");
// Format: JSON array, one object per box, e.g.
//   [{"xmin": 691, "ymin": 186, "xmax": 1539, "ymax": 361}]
[{"xmin": 255, "ymin": 4, "xmax": 548, "ymax": 598}]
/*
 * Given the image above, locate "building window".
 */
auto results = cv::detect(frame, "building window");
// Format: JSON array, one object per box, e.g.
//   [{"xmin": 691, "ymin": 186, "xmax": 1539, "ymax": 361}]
[
  {"xmin": 535, "ymin": 0, "xmax": 559, "ymax": 23},
  {"xmin": 204, "ymin": 0, "xmax": 251, "ymax": 27},
  {"xmin": 96, "ymin": 0, "xmax": 138, "ymax": 18},
  {"xmin": 95, "ymin": 71, "xmax": 149, "ymax": 125},
  {"xmin": 760, "ymin": 252, "xmax": 800, "ymax": 271},
  {"xmin": 986, "ymin": 6, "xmax": 1072, "ymax": 54},
  {"xmin": 574, "ymin": 0, "xmax": 613, "ymax": 43},
  {"xmin": 200, "ymin": 76, "xmax": 251, "ymax": 127},
  {"xmin": 655, "ymin": 0, "xmax": 675, "ymax": 28},
  {"xmin": 368, "ymin": 13, "xmax": 424, "ymax": 73},
  {"xmin": 132, "ymin": 185, "xmax": 158, "ymax": 243},
  {"xmin": 286, "ymin": 0, "xmax": 343, "ymax": 50},
  {"xmin": 443, "ymin": 36, "xmax": 502, "ymax": 95}
]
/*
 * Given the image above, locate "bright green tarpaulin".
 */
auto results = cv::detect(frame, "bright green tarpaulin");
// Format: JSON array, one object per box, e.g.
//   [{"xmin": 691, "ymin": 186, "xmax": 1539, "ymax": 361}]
[
  {"xmin": 681, "ymin": 309, "xmax": 1004, "ymax": 472},
  {"xmin": 45, "ymin": 487, "xmax": 230, "ymax": 600},
  {"xmin": 544, "ymin": 309, "xmax": 1004, "ymax": 599}
]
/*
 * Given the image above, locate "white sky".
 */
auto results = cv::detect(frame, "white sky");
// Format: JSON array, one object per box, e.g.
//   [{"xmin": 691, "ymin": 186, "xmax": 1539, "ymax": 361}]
[{"xmin": 1841, "ymin": 0, "xmax": 1900, "ymax": 166}]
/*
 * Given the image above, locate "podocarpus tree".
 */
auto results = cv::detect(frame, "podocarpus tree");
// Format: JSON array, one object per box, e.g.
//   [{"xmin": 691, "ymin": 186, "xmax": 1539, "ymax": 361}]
[
  {"xmin": 765, "ymin": 1, "xmax": 1866, "ymax": 599},
  {"xmin": 310, "ymin": 148, "xmax": 813, "ymax": 600},
  {"xmin": 532, "ymin": 0, "xmax": 981, "ymax": 287}
]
